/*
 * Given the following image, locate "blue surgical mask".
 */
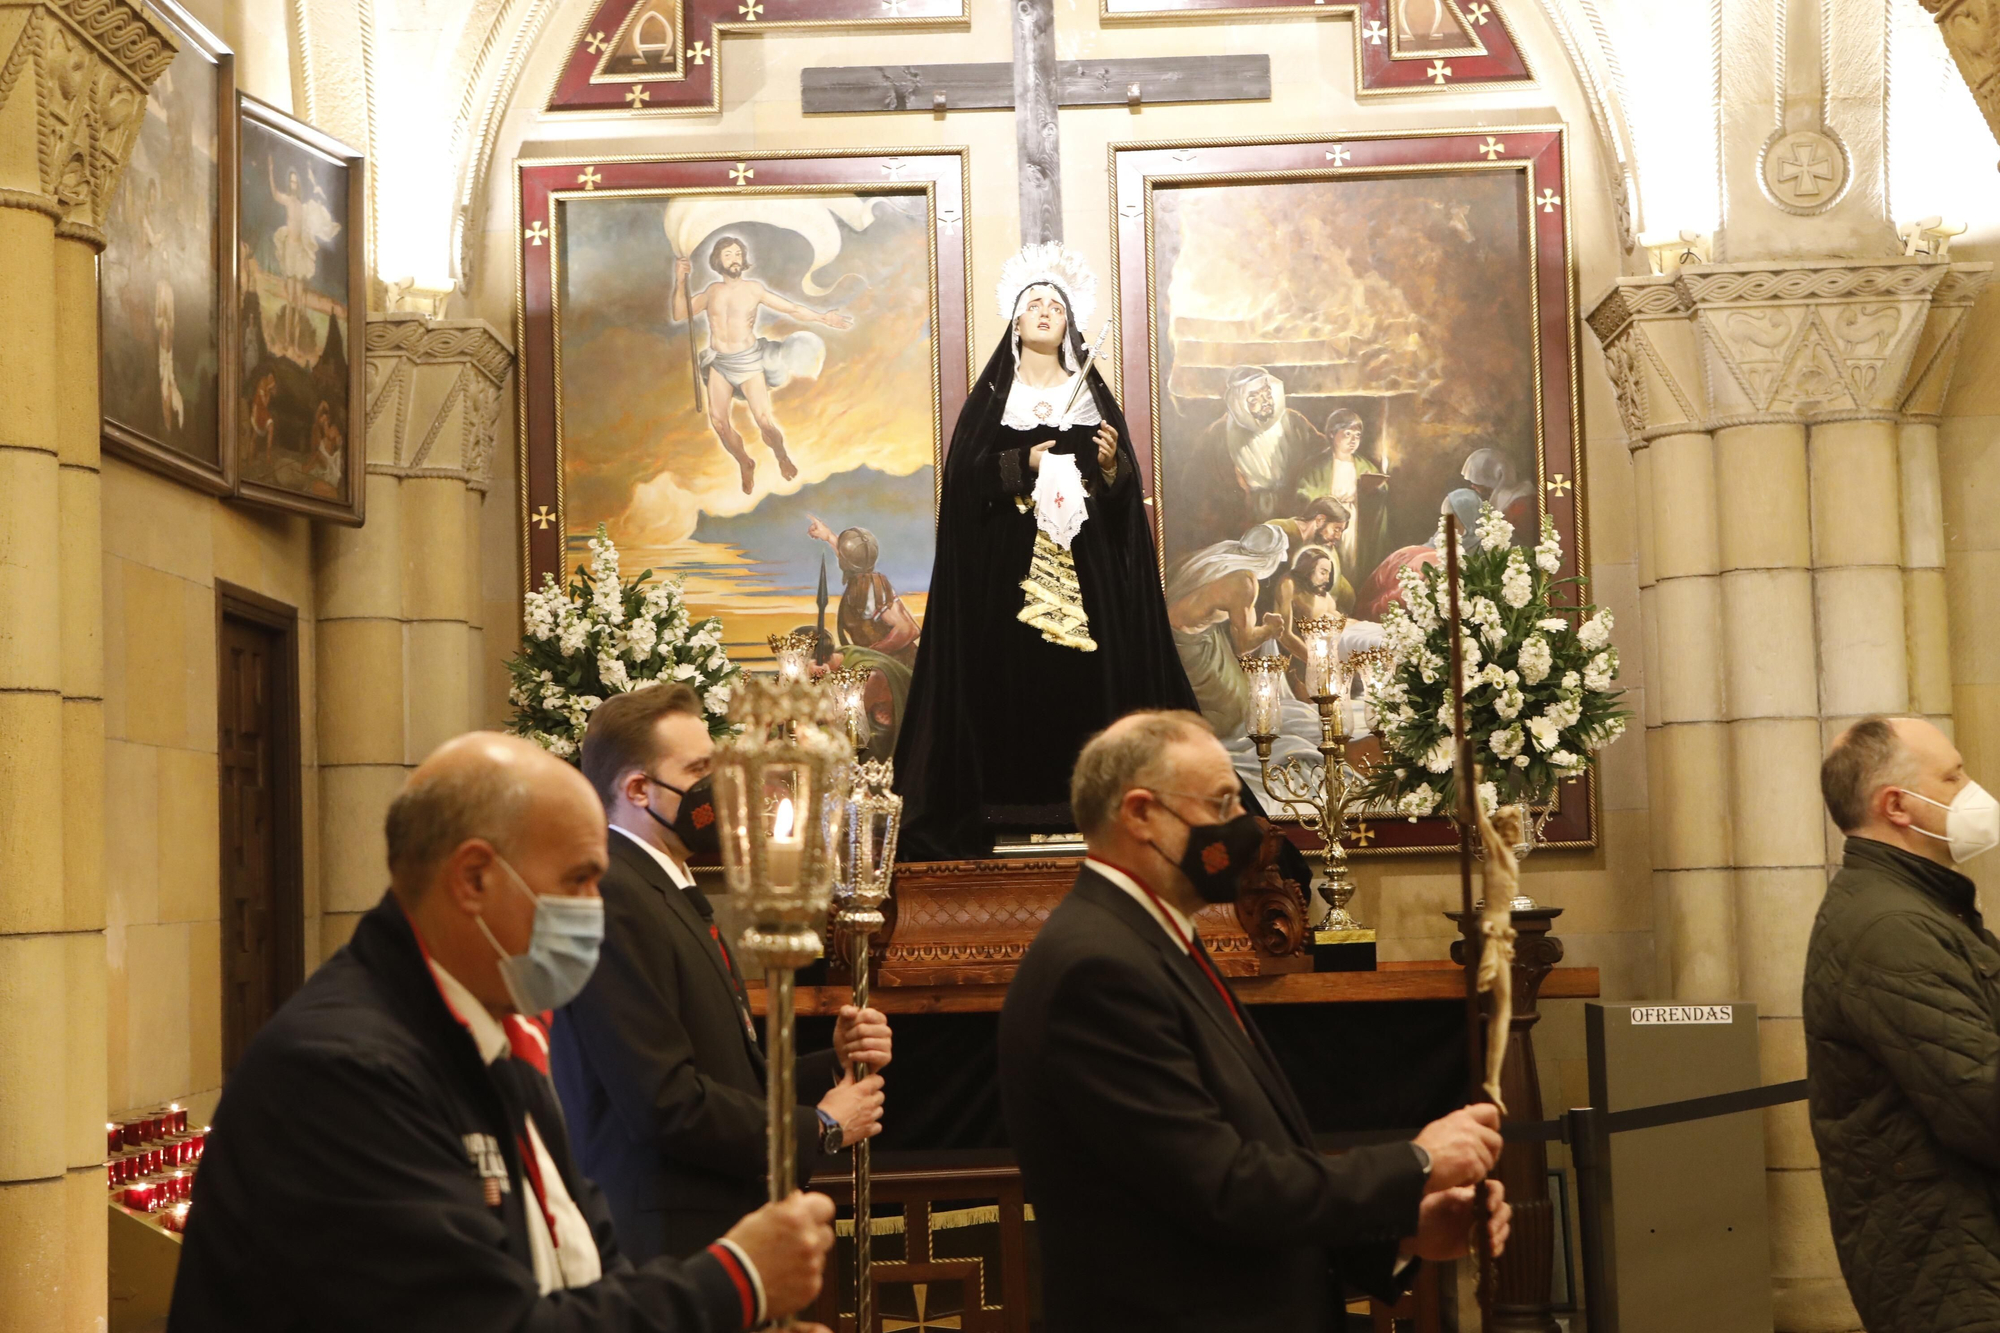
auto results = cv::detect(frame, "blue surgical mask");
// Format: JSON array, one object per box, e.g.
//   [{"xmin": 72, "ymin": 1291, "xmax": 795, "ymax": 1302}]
[{"xmin": 474, "ymin": 852, "xmax": 604, "ymax": 1015}]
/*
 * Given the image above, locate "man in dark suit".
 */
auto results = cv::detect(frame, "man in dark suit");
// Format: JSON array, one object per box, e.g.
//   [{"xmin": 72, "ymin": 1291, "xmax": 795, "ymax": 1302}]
[
  {"xmin": 554, "ymin": 684, "xmax": 891, "ymax": 1263},
  {"xmin": 1000, "ymin": 710, "xmax": 1510, "ymax": 1331},
  {"xmin": 170, "ymin": 731, "xmax": 836, "ymax": 1332}
]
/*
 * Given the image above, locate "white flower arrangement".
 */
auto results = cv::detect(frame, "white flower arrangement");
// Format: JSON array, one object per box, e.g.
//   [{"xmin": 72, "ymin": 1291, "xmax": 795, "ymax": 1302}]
[
  {"xmin": 1361, "ymin": 507, "xmax": 1629, "ymax": 820},
  {"xmin": 505, "ymin": 526, "xmax": 743, "ymax": 759}
]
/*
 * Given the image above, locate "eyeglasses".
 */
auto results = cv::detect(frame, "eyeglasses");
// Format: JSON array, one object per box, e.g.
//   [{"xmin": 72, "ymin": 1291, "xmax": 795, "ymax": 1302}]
[{"xmin": 1148, "ymin": 789, "xmax": 1245, "ymax": 822}]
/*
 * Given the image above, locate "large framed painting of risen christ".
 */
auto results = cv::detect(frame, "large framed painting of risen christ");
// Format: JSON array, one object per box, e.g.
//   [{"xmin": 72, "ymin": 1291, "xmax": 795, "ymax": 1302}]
[
  {"xmin": 232, "ymin": 97, "xmax": 367, "ymax": 524},
  {"xmin": 1111, "ymin": 126, "xmax": 1593, "ymax": 854},
  {"xmin": 517, "ymin": 149, "xmax": 971, "ymax": 761}
]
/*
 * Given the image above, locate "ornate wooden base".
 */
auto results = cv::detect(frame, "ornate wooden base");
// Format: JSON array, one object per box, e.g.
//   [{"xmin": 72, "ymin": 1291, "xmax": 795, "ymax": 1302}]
[{"xmin": 831, "ymin": 852, "xmax": 1312, "ymax": 988}]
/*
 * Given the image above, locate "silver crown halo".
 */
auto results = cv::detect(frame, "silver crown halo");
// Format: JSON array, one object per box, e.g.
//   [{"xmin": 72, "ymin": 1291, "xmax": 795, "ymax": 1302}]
[{"xmin": 995, "ymin": 241, "xmax": 1097, "ymax": 332}]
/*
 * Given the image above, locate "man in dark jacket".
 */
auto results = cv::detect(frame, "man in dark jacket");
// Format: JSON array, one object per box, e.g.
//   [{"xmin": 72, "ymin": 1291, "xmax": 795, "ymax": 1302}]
[
  {"xmin": 555, "ymin": 684, "xmax": 890, "ymax": 1261},
  {"xmin": 170, "ymin": 732, "xmax": 835, "ymax": 1332},
  {"xmin": 1807, "ymin": 715, "xmax": 2000, "ymax": 1332},
  {"xmin": 999, "ymin": 710, "xmax": 1510, "ymax": 1331}
]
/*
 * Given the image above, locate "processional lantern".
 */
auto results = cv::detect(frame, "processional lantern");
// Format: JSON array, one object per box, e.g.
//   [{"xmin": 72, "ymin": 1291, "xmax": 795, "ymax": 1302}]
[
  {"xmin": 711, "ymin": 676, "xmax": 850, "ymax": 1220},
  {"xmin": 828, "ymin": 753, "xmax": 900, "ymax": 1333}
]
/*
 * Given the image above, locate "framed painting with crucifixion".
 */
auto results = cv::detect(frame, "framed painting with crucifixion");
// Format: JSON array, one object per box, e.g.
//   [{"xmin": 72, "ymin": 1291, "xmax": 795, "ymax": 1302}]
[
  {"xmin": 1111, "ymin": 125, "xmax": 1594, "ymax": 856},
  {"xmin": 516, "ymin": 148, "xmax": 972, "ymax": 766}
]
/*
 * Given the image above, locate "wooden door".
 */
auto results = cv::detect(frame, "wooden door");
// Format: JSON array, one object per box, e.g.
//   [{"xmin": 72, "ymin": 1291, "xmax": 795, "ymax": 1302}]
[{"xmin": 217, "ymin": 596, "xmax": 302, "ymax": 1072}]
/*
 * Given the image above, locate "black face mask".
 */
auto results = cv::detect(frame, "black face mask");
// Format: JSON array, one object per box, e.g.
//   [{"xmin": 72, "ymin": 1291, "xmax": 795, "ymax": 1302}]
[
  {"xmin": 645, "ymin": 774, "xmax": 719, "ymax": 862},
  {"xmin": 1155, "ymin": 803, "xmax": 1265, "ymax": 904}
]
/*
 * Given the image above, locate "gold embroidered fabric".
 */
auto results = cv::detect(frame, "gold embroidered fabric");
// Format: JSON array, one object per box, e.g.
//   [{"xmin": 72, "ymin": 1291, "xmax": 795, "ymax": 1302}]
[{"xmin": 1017, "ymin": 526, "xmax": 1096, "ymax": 652}]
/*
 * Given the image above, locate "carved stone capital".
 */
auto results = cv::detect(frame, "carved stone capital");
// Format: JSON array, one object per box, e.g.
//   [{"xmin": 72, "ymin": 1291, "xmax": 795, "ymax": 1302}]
[
  {"xmin": 1588, "ymin": 258, "xmax": 1992, "ymax": 443},
  {"xmin": 1924, "ymin": 1, "xmax": 2000, "ymax": 155},
  {"xmin": 363, "ymin": 312, "xmax": 514, "ymax": 493},
  {"xmin": 0, "ymin": 0, "xmax": 177, "ymax": 246}
]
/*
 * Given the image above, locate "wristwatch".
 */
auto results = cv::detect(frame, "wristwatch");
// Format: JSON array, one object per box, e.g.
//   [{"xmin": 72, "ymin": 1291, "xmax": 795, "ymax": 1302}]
[
  {"xmin": 1410, "ymin": 1142, "xmax": 1433, "ymax": 1183},
  {"xmin": 816, "ymin": 1108, "xmax": 845, "ymax": 1156}
]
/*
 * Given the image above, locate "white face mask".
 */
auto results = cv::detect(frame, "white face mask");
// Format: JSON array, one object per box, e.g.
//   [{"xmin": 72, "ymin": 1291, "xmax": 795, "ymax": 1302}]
[{"xmin": 1897, "ymin": 781, "xmax": 2000, "ymax": 865}]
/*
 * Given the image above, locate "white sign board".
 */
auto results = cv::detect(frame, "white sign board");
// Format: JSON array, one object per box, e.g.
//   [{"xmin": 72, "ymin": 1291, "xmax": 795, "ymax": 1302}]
[{"xmin": 1629, "ymin": 1005, "xmax": 1734, "ymax": 1025}]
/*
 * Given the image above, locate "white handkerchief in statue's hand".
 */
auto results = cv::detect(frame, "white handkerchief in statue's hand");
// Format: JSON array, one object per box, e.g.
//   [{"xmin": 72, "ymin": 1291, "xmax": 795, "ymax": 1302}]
[{"xmin": 1033, "ymin": 450, "xmax": 1090, "ymax": 550}]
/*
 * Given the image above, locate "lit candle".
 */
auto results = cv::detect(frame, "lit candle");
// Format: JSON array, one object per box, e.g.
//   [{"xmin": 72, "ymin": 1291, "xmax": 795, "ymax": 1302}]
[
  {"xmin": 767, "ymin": 632, "xmax": 814, "ymax": 683},
  {"xmin": 169, "ymin": 1104, "xmax": 186, "ymax": 1135},
  {"xmin": 767, "ymin": 796, "xmax": 802, "ymax": 888},
  {"xmin": 1237, "ymin": 654, "xmax": 1290, "ymax": 739},
  {"xmin": 106, "ymin": 1122, "xmax": 120, "ymax": 1156},
  {"xmin": 122, "ymin": 1182, "xmax": 157, "ymax": 1212}
]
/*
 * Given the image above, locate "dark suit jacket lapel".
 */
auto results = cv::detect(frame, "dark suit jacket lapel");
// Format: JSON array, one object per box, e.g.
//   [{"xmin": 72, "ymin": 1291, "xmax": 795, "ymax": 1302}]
[
  {"xmin": 1073, "ymin": 870, "xmax": 1313, "ymax": 1145},
  {"xmin": 609, "ymin": 833, "xmax": 766, "ymax": 1076}
]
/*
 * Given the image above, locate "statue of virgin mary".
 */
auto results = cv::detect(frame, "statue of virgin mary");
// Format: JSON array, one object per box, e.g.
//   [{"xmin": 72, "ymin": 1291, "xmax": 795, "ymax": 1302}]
[{"xmin": 893, "ymin": 242, "xmax": 1200, "ymax": 859}]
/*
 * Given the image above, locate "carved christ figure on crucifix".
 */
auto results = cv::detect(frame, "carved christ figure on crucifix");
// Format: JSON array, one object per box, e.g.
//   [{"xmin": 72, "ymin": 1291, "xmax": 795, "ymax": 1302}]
[{"xmin": 672, "ymin": 234, "xmax": 854, "ymax": 494}]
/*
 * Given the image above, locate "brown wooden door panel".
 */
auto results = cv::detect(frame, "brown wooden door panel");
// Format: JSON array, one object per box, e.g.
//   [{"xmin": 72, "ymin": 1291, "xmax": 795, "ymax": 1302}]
[{"xmin": 216, "ymin": 589, "xmax": 302, "ymax": 1075}]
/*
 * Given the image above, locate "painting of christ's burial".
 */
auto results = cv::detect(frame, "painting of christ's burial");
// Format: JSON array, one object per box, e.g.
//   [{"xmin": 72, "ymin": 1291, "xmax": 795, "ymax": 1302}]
[
  {"xmin": 545, "ymin": 168, "xmax": 965, "ymax": 762},
  {"xmin": 99, "ymin": 0, "xmax": 234, "ymax": 494},
  {"xmin": 233, "ymin": 98, "xmax": 366, "ymax": 524},
  {"xmin": 1119, "ymin": 132, "xmax": 1584, "ymax": 846}
]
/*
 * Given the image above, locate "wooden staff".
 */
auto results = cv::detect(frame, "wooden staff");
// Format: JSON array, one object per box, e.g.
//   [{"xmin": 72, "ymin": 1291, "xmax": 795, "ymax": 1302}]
[{"xmin": 1442, "ymin": 511, "xmax": 1496, "ymax": 1322}]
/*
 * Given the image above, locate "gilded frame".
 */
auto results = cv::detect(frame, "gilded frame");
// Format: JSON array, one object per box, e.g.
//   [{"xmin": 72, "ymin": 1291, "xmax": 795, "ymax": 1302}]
[
  {"xmin": 514, "ymin": 147, "xmax": 974, "ymax": 601},
  {"xmin": 545, "ymin": 0, "xmax": 967, "ymax": 116},
  {"xmin": 1110, "ymin": 126, "xmax": 1594, "ymax": 854},
  {"xmin": 1098, "ymin": 0, "xmax": 1533, "ymax": 95},
  {"xmin": 231, "ymin": 95, "xmax": 368, "ymax": 525},
  {"xmin": 98, "ymin": 0, "xmax": 238, "ymax": 495}
]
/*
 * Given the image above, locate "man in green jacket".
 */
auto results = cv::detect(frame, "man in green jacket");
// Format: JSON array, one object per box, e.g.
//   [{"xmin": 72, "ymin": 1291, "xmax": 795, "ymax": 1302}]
[{"xmin": 1806, "ymin": 716, "xmax": 2000, "ymax": 1332}]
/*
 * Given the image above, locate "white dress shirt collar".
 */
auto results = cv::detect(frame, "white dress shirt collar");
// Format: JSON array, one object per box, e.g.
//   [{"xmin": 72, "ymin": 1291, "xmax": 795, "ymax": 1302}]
[
  {"xmin": 612, "ymin": 822, "xmax": 696, "ymax": 889},
  {"xmin": 1086, "ymin": 857, "xmax": 1196, "ymax": 955}
]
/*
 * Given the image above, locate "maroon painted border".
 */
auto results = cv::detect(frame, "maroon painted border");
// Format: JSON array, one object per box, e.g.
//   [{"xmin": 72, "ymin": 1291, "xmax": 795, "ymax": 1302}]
[
  {"xmin": 516, "ymin": 149, "xmax": 971, "ymax": 593},
  {"xmin": 1100, "ymin": 0, "xmax": 1531, "ymax": 93},
  {"xmin": 1111, "ymin": 127, "xmax": 1592, "ymax": 855},
  {"xmin": 546, "ymin": 0, "xmax": 965, "ymax": 114}
]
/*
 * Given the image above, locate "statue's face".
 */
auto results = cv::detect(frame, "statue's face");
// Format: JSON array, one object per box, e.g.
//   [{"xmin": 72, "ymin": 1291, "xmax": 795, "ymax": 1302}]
[{"xmin": 1016, "ymin": 287, "xmax": 1068, "ymax": 353}]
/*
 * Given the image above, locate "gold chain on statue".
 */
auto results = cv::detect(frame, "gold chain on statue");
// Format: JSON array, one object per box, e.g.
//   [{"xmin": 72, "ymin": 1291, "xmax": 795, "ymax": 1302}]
[{"xmin": 1017, "ymin": 518, "xmax": 1096, "ymax": 652}]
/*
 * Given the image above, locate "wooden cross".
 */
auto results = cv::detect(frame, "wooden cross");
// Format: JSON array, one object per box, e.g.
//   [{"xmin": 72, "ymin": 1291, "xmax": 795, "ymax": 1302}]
[{"xmin": 802, "ymin": 8, "xmax": 1270, "ymax": 242}]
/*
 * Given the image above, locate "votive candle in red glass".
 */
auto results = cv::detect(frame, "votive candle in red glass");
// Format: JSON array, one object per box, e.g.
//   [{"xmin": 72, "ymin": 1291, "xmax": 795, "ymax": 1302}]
[
  {"xmin": 122, "ymin": 1182, "xmax": 157, "ymax": 1211},
  {"xmin": 168, "ymin": 1105, "xmax": 187, "ymax": 1135},
  {"xmin": 120, "ymin": 1120, "xmax": 143, "ymax": 1149},
  {"xmin": 106, "ymin": 1122, "xmax": 120, "ymax": 1156}
]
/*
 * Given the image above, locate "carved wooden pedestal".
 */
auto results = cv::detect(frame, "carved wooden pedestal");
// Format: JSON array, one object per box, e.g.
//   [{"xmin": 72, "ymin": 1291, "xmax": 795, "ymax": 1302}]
[{"xmin": 1448, "ymin": 907, "xmax": 1564, "ymax": 1333}]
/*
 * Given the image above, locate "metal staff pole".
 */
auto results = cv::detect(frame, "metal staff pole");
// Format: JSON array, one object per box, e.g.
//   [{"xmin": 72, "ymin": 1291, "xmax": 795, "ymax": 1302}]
[
  {"xmin": 836, "ymin": 761, "xmax": 897, "ymax": 1333},
  {"xmin": 822, "ymin": 669, "xmax": 898, "ymax": 1333},
  {"xmin": 1443, "ymin": 512, "xmax": 1496, "ymax": 1323}
]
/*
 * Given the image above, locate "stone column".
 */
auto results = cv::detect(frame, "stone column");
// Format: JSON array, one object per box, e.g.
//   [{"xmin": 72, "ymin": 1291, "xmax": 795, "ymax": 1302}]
[
  {"xmin": 1591, "ymin": 256, "xmax": 1990, "ymax": 1332},
  {"xmin": 316, "ymin": 314, "xmax": 510, "ymax": 953},
  {"xmin": 0, "ymin": 3, "xmax": 173, "ymax": 1328}
]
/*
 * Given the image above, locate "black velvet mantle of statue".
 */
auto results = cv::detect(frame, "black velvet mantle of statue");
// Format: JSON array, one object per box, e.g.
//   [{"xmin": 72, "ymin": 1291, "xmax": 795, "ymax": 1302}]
[{"xmin": 894, "ymin": 302, "xmax": 1200, "ymax": 860}]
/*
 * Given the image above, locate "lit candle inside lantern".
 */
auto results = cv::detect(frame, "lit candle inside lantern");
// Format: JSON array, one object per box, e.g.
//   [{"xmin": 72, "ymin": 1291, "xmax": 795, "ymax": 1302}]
[
  {"xmin": 767, "ymin": 796, "xmax": 802, "ymax": 888},
  {"xmin": 767, "ymin": 632, "xmax": 815, "ymax": 683},
  {"xmin": 1296, "ymin": 617, "xmax": 1344, "ymax": 700},
  {"xmin": 1237, "ymin": 654, "xmax": 1290, "ymax": 740}
]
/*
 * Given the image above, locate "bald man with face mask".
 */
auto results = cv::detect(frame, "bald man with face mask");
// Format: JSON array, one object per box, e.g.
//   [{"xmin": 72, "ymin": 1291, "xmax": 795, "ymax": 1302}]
[
  {"xmin": 169, "ymin": 733, "xmax": 836, "ymax": 1333},
  {"xmin": 1807, "ymin": 715, "xmax": 2000, "ymax": 1333}
]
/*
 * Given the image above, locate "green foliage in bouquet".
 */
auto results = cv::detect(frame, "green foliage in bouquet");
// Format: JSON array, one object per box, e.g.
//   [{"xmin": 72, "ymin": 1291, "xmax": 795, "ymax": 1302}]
[
  {"xmin": 505, "ymin": 526, "xmax": 742, "ymax": 759},
  {"xmin": 1359, "ymin": 504, "xmax": 1629, "ymax": 820}
]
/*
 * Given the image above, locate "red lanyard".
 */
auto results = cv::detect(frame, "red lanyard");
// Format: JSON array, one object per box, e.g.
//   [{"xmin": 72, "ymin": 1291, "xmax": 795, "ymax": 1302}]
[{"xmin": 1093, "ymin": 860, "xmax": 1246, "ymax": 1033}]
